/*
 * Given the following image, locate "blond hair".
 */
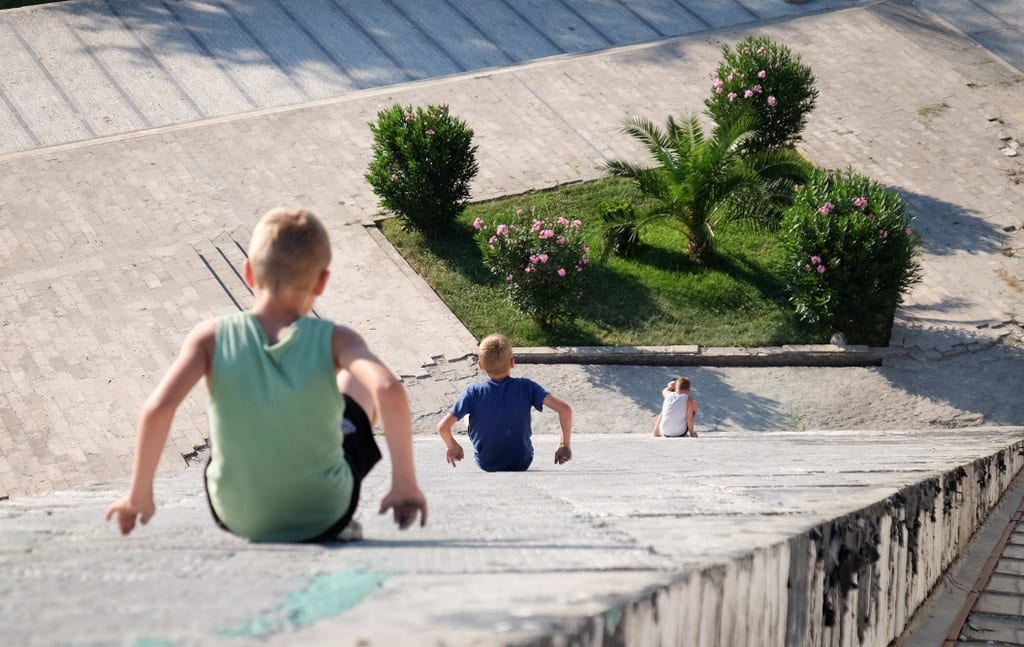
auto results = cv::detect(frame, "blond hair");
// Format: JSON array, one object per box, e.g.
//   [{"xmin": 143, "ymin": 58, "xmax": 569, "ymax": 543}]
[
  {"xmin": 673, "ymin": 377, "xmax": 691, "ymax": 393},
  {"xmin": 247, "ymin": 207, "xmax": 331, "ymax": 291},
  {"xmin": 478, "ymin": 333, "xmax": 513, "ymax": 375}
]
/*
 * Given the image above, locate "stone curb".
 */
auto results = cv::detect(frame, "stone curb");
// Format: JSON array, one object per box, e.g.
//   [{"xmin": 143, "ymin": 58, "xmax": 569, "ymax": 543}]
[{"xmin": 513, "ymin": 344, "xmax": 899, "ymax": 367}]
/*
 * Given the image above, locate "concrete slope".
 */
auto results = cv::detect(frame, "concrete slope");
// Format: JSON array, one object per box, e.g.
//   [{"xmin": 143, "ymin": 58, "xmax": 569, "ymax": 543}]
[{"xmin": 1, "ymin": 429, "xmax": 1021, "ymax": 645}]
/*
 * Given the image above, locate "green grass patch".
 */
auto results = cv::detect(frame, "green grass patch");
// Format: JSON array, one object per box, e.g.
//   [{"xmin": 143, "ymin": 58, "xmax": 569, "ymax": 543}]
[{"xmin": 379, "ymin": 178, "xmax": 809, "ymax": 347}]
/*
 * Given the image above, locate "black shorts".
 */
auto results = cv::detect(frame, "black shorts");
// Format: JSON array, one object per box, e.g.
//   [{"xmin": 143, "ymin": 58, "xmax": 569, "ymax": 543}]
[{"xmin": 203, "ymin": 394, "xmax": 382, "ymax": 543}]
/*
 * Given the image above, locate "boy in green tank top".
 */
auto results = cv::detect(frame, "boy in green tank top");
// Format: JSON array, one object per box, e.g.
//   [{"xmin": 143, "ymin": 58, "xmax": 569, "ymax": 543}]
[{"xmin": 106, "ymin": 207, "xmax": 427, "ymax": 542}]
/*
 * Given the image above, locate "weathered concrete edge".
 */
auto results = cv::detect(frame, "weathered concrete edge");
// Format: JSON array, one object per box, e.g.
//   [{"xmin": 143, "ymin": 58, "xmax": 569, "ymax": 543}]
[
  {"xmin": 512, "ymin": 345, "xmax": 898, "ymax": 368},
  {"xmin": 515, "ymin": 440, "xmax": 1024, "ymax": 646}
]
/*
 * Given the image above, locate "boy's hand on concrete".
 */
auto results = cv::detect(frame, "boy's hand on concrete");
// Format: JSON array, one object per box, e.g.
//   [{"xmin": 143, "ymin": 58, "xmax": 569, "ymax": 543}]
[
  {"xmin": 445, "ymin": 443, "xmax": 464, "ymax": 467},
  {"xmin": 554, "ymin": 445, "xmax": 572, "ymax": 465},
  {"xmin": 105, "ymin": 495, "xmax": 156, "ymax": 536},
  {"xmin": 379, "ymin": 486, "xmax": 428, "ymax": 530}
]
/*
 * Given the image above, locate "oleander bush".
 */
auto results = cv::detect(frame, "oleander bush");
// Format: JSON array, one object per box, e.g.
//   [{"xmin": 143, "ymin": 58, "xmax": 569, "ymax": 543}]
[
  {"xmin": 475, "ymin": 208, "xmax": 590, "ymax": 325},
  {"xmin": 781, "ymin": 169, "xmax": 921, "ymax": 345},
  {"xmin": 366, "ymin": 103, "xmax": 479, "ymax": 235},
  {"xmin": 705, "ymin": 36, "xmax": 818, "ymax": 153}
]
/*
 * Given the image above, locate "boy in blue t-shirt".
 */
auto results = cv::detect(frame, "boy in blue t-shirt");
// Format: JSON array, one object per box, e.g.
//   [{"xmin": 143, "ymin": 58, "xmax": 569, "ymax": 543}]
[{"xmin": 437, "ymin": 333, "xmax": 572, "ymax": 471}]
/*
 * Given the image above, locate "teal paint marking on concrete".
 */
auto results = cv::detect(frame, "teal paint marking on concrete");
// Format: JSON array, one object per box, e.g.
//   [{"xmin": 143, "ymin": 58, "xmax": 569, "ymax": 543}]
[
  {"xmin": 219, "ymin": 569, "xmax": 390, "ymax": 638},
  {"xmin": 131, "ymin": 639, "xmax": 174, "ymax": 647}
]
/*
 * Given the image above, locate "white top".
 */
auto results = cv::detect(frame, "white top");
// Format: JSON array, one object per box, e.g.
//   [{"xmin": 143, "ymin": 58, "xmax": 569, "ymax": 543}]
[{"xmin": 660, "ymin": 392, "xmax": 691, "ymax": 437}]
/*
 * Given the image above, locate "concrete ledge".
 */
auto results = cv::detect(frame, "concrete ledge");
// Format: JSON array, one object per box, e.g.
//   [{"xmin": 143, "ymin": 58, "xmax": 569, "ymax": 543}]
[
  {"xmin": 513, "ymin": 344, "xmax": 898, "ymax": 367},
  {"xmin": 529, "ymin": 442, "xmax": 1024, "ymax": 646}
]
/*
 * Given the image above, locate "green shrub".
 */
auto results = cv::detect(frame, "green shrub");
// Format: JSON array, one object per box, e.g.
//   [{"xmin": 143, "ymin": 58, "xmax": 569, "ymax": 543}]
[
  {"xmin": 704, "ymin": 36, "xmax": 818, "ymax": 152},
  {"xmin": 365, "ymin": 103, "xmax": 479, "ymax": 235},
  {"xmin": 780, "ymin": 169, "xmax": 921, "ymax": 345},
  {"xmin": 475, "ymin": 209, "xmax": 590, "ymax": 324}
]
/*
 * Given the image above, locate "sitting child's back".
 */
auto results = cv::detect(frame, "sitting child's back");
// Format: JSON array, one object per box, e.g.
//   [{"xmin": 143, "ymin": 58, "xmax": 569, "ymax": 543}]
[
  {"xmin": 437, "ymin": 333, "xmax": 573, "ymax": 471},
  {"xmin": 451, "ymin": 374, "xmax": 548, "ymax": 471}
]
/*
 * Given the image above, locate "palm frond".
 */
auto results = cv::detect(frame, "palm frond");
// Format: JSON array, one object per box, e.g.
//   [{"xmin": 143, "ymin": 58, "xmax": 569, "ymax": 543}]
[{"xmin": 603, "ymin": 160, "xmax": 670, "ymax": 202}]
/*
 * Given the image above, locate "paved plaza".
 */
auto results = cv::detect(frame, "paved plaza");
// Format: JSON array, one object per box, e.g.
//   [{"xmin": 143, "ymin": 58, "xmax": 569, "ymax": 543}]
[{"xmin": 0, "ymin": 0, "xmax": 1023, "ymax": 644}]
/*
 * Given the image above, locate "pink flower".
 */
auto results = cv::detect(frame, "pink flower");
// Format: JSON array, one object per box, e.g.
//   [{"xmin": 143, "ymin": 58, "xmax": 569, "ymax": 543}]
[
  {"xmin": 819, "ymin": 202, "xmax": 835, "ymax": 215},
  {"xmin": 757, "ymin": 47, "xmax": 767, "ymax": 56},
  {"xmin": 853, "ymin": 196, "xmax": 868, "ymax": 210},
  {"xmin": 817, "ymin": 265, "xmax": 826, "ymax": 274},
  {"xmin": 581, "ymin": 256, "xmax": 590, "ymax": 265},
  {"xmin": 879, "ymin": 229, "xmax": 889, "ymax": 239},
  {"xmin": 524, "ymin": 266, "xmax": 532, "ymax": 273},
  {"xmin": 531, "ymin": 220, "xmax": 543, "ymax": 232},
  {"xmin": 516, "ymin": 208, "xmax": 524, "ymax": 216},
  {"xmin": 506, "ymin": 274, "xmax": 514, "ymax": 281},
  {"xmin": 425, "ymin": 129, "xmax": 435, "ymax": 136},
  {"xmin": 538, "ymin": 253, "xmax": 549, "ymax": 263},
  {"xmin": 472, "ymin": 217, "xmax": 484, "ymax": 230},
  {"xmin": 404, "ymin": 112, "xmax": 414, "ymax": 121},
  {"xmin": 488, "ymin": 235, "xmax": 498, "ymax": 244},
  {"xmin": 758, "ymin": 70, "xmax": 766, "ymax": 79},
  {"xmin": 716, "ymin": 87, "xmax": 723, "ymax": 94},
  {"xmin": 905, "ymin": 227, "xmax": 913, "ymax": 236},
  {"xmin": 728, "ymin": 92, "xmax": 738, "ymax": 102},
  {"xmin": 767, "ymin": 96, "xmax": 777, "ymax": 107},
  {"xmin": 557, "ymin": 268, "xmax": 567, "ymax": 277},
  {"xmin": 390, "ymin": 173, "xmax": 399, "ymax": 181},
  {"xmin": 571, "ymin": 219, "xmax": 582, "ymax": 228},
  {"xmin": 810, "ymin": 255, "xmax": 821, "ymax": 265},
  {"xmin": 529, "ymin": 255, "xmax": 539, "ymax": 264},
  {"xmin": 583, "ymin": 246, "xmax": 590, "ymax": 253},
  {"xmin": 793, "ymin": 183, "xmax": 803, "ymax": 191},
  {"xmin": 556, "ymin": 236, "xmax": 565, "ymax": 245},
  {"xmin": 538, "ymin": 229, "xmax": 555, "ymax": 240},
  {"xmin": 744, "ymin": 90, "xmax": 754, "ymax": 99},
  {"xmin": 575, "ymin": 265, "xmax": 582, "ymax": 272},
  {"xmin": 753, "ymin": 85, "xmax": 762, "ymax": 94},
  {"xmin": 557, "ymin": 216, "xmax": 570, "ymax": 226},
  {"xmin": 496, "ymin": 224, "xmax": 509, "ymax": 235}
]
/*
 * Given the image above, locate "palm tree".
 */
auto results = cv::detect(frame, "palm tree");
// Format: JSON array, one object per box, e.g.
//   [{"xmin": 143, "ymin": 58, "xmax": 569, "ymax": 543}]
[{"xmin": 604, "ymin": 113, "xmax": 809, "ymax": 262}]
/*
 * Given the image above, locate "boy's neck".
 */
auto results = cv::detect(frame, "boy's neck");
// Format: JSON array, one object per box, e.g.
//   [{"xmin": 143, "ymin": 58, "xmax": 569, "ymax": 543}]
[
  {"xmin": 250, "ymin": 291, "xmax": 312, "ymax": 343},
  {"xmin": 487, "ymin": 371, "xmax": 511, "ymax": 381}
]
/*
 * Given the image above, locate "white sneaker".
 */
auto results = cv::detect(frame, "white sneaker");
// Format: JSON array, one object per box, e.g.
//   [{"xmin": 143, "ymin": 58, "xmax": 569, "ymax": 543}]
[{"xmin": 337, "ymin": 519, "xmax": 363, "ymax": 542}]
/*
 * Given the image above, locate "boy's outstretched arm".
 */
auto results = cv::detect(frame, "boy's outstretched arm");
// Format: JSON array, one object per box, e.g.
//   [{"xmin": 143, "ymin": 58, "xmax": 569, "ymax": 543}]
[
  {"xmin": 436, "ymin": 414, "xmax": 465, "ymax": 467},
  {"xmin": 687, "ymin": 397, "xmax": 699, "ymax": 438},
  {"xmin": 543, "ymin": 393, "xmax": 573, "ymax": 465},
  {"xmin": 106, "ymin": 319, "xmax": 214, "ymax": 536},
  {"xmin": 334, "ymin": 326, "xmax": 427, "ymax": 529}
]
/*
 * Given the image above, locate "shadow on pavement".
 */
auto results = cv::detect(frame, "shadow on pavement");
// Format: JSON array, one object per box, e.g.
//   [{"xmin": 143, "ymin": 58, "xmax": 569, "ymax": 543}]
[
  {"xmin": 882, "ymin": 326, "xmax": 1024, "ymax": 427},
  {"xmin": 580, "ymin": 364, "xmax": 788, "ymax": 432},
  {"xmin": 898, "ymin": 187, "xmax": 1009, "ymax": 257}
]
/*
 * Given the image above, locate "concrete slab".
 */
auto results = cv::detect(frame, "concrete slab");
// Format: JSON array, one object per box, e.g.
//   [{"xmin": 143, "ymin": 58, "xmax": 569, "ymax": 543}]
[{"xmin": 1, "ymin": 429, "xmax": 1021, "ymax": 645}]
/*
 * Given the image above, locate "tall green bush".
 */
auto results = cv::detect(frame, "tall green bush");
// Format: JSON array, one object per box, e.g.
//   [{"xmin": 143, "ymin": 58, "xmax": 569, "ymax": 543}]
[
  {"xmin": 781, "ymin": 169, "xmax": 921, "ymax": 345},
  {"xmin": 704, "ymin": 36, "xmax": 818, "ymax": 152},
  {"xmin": 366, "ymin": 103, "xmax": 479, "ymax": 235}
]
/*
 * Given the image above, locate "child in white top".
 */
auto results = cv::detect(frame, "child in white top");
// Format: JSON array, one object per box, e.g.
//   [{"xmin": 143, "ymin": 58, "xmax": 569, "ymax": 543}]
[{"xmin": 652, "ymin": 376, "xmax": 698, "ymax": 438}]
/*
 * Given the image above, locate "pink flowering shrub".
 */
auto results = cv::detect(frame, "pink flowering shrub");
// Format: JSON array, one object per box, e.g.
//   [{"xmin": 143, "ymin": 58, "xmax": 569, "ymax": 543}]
[
  {"xmin": 705, "ymin": 36, "xmax": 818, "ymax": 152},
  {"xmin": 476, "ymin": 209, "xmax": 590, "ymax": 324},
  {"xmin": 781, "ymin": 169, "xmax": 921, "ymax": 345},
  {"xmin": 366, "ymin": 103, "xmax": 478, "ymax": 235}
]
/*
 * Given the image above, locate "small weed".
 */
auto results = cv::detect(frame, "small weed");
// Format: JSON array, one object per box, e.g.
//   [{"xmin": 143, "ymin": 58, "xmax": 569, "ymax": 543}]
[
  {"xmin": 917, "ymin": 100, "xmax": 950, "ymax": 118},
  {"xmin": 998, "ymin": 268, "xmax": 1023, "ymax": 293}
]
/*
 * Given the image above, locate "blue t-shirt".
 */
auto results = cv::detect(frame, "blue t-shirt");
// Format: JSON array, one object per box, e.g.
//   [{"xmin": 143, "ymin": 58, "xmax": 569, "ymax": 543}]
[{"xmin": 450, "ymin": 376, "xmax": 548, "ymax": 472}]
